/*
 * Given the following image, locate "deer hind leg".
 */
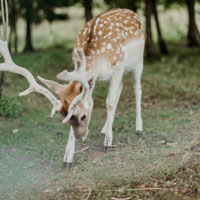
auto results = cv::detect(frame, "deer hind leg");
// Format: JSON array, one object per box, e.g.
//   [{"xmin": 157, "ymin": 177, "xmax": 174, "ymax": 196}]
[
  {"xmin": 133, "ymin": 61, "xmax": 143, "ymax": 134},
  {"xmin": 63, "ymin": 126, "xmax": 75, "ymax": 167},
  {"xmin": 104, "ymin": 68, "xmax": 124, "ymax": 149}
]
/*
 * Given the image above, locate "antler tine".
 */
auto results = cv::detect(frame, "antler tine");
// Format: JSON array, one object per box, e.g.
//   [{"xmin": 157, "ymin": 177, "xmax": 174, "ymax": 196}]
[
  {"xmin": 0, "ymin": 1, "xmax": 62, "ymax": 117},
  {"xmin": 0, "ymin": 42, "xmax": 62, "ymax": 117},
  {"xmin": 56, "ymin": 69, "xmax": 89, "ymax": 90}
]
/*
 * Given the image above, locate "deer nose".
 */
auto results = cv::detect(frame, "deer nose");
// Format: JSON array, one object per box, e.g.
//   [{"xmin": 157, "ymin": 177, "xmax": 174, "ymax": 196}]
[{"xmin": 75, "ymin": 135, "xmax": 84, "ymax": 142}]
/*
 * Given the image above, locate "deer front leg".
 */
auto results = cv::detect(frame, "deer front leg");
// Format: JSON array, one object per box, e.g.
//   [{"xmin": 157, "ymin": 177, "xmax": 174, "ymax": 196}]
[
  {"xmin": 104, "ymin": 68, "xmax": 124, "ymax": 149},
  {"xmin": 63, "ymin": 126, "xmax": 75, "ymax": 167},
  {"xmin": 101, "ymin": 83, "xmax": 123, "ymax": 135}
]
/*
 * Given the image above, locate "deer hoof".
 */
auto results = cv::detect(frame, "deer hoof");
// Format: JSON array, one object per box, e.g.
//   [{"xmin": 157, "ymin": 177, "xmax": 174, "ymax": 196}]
[
  {"xmin": 136, "ymin": 131, "xmax": 143, "ymax": 135},
  {"xmin": 63, "ymin": 162, "xmax": 72, "ymax": 168},
  {"xmin": 104, "ymin": 145, "xmax": 117, "ymax": 152}
]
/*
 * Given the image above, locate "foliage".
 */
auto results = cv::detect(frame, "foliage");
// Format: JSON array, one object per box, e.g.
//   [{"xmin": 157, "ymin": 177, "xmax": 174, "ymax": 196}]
[
  {"xmin": 104, "ymin": 0, "xmax": 142, "ymax": 11},
  {"xmin": 0, "ymin": 95, "xmax": 22, "ymax": 117}
]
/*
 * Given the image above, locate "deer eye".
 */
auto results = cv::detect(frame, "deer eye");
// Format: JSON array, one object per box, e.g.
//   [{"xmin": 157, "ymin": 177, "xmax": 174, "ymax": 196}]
[{"xmin": 80, "ymin": 114, "xmax": 86, "ymax": 121}]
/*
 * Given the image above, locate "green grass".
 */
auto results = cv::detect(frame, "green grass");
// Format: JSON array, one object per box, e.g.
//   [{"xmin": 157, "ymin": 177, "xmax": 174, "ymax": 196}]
[{"xmin": 0, "ymin": 43, "xmax": 200, "ymax": 199}]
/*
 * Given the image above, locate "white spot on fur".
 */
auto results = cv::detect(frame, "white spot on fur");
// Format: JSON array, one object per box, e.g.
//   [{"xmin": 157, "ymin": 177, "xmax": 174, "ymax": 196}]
[
  {"xmin": 107, "ymin": 43, "xmax": 112, "ymax": 49},
  {"xmin": 124, "ymin": 20, "xmax": 128, "ymax": 24},
  {"xmin": 98, "ymin": 31, "xmax": 103, "ymax": 36}
]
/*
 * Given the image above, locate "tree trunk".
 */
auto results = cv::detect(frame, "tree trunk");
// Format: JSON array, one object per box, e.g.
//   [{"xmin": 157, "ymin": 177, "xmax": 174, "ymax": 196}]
[
  {"xmin": 185, "ymin": 0, "xmax": 200, "ymax": 46},
  {"xmin": 151, "ymin": 0, "xmax": 168, "ymax": 54},
  {"xmin": 9, "ymin": 1, "xmax": 18, "ymax": 53},
  {"xmin": 145, "ymin": 0, "xmax": 155, "ymax": 58},
  {"xmin": 0, "ymin": 72, "xmax": 5, "ymax": 99},
  {"xmin": 83, "ymin": 0, "xmax": 93, "ymax": 22},
  {"xmin": 24, "ymin": 0, "xmax": 34, "ymax": 51}
]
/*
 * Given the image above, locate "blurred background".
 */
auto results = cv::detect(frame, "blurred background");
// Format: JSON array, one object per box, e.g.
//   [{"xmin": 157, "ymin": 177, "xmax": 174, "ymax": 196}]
[{"xmin": 4, "ymin": 0, "xmax": 200, "ymax": 54}]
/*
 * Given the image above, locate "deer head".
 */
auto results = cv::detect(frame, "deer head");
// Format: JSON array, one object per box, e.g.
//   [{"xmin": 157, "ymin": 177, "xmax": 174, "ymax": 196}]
[{"xmin": 38, "ymin": 49, "xmax": 95, "ymax": 140}]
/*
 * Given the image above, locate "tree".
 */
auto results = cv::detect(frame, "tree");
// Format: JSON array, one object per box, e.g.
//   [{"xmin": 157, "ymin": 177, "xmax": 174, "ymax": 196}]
[
  {"xmin": 185, "ymin": 0, "xmax": 200, "ymax": 46},
  {"xmin": 23, "ymin": 0, "xmax": 33, "ymax": 52},
  {"xmin": 83, "ymin": 0, "xmax": 93, "ymax": 21},
  {"xmin": 151, "ymin": 0, "xmax": 168, "ymax": 54},
  {"xmin": 9, "ymin": 0, "xmax": 19, "ymax": 53},
  {"xmin": 104, "ymin": 0, "xmax": 141, "ymax": 12},
  {"xmin": 164, "ymin": 0, "xmax": 200, "ymax": 46},
  {"xmin": 19, "ymin": 0, "xmax": 72, "ymax": 52},
  {"xmin": 145, "ymin": 0, "xmax": 155, "ymax": 58}
]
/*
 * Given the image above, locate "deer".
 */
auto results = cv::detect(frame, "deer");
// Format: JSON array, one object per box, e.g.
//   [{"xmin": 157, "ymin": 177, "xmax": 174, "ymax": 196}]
[{"xmin": 0, "ymin": 0, "xmax": 144, "ymax": 167}]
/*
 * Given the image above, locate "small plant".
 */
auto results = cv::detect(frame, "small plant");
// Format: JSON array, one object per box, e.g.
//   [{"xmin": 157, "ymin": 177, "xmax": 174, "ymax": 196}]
[{"xmin": 0, "ymin": 95, "xmax": 22, "ymax": 117}]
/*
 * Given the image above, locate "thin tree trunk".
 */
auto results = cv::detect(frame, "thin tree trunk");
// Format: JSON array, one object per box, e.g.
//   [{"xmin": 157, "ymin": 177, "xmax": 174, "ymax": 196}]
[
  {"xmin": 9, "ymin": 23, "xmax": 13, "ymax": 51},
  {"xmin": 145, "ymin": 0, "xmax": 155, "ymax": 58},
  {"xmin": 24, "ymin": 0, "xmax": 33, "ymax": 51},
  {"xmin": 14, "ymin": 26, "xmax": 18, "ymax": 53},
  {"xmin": 151, "ymin": 0, "xmax": 168, "ymax": 54},
  {"xmin": 9, "ymin": 1, "xmax": 18, "ymax": 53},
  {"xmin": 83, "ymin": 0, "xmax": 93, "ymax": 22},
  {"xmin": 185, "ymin": 0, "xmax": 200, "ymax": 46},
  {"xmin": 0, "ymin": 72, "xmax": 5, "ymax": 99}
]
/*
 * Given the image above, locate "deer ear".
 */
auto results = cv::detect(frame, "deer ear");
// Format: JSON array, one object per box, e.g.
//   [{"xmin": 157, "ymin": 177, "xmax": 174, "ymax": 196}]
[
  {"xmin": 88, "ymin": 77, "xmax": 95, "ymax": 90},
  {"xmin": 76, "ymin": 48, "xmax": 85, "ymax": 62},
  {"xmin": 38, "ymin": 76, "xmax": 67, "ymax": 95},
  {"xmin": 74, "ymin": 48, "xmax": 86, "ymax": 70}
]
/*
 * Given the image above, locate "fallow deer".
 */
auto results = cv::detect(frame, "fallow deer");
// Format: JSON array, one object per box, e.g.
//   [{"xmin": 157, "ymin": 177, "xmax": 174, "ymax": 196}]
[{"xmin": 0, "ymin": 0, "xmax": 144, "ymax": 167}]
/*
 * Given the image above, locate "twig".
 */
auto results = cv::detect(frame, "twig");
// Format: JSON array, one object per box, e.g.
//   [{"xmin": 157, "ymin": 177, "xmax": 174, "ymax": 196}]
[
  {"xmin": 95, "ymin": 187, "xmax": 175, "ymax": 192},
  {"xmin": 75, "ymin": 146, "xmax": 89, "ymax": 154},
  {"xmin": 123, "ymin": 187, "xmax": 173, "ymax": 192},
  {"xmin": 149, "ymin": 177, "xmax": 165, "ymax": 184},
  {"xmin": 85, "ymin": 186, "xmax": 92, "ymax": 200},
  {"xmin": 111, "ymin": 197, "xmax": 132, "ymax": 200}
]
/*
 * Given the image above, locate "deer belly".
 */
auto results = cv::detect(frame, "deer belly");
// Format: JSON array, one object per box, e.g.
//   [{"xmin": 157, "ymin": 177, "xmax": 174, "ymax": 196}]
[
  {"xmin": 123, "ymin": 37, "xmax": 145, "ymax": 72},
  {"xmin": 97, "ymin": 64, "xmax": 115, "ymax": 81}
]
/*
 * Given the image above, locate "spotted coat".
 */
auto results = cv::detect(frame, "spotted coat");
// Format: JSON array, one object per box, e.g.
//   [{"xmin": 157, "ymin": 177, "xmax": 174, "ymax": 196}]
[{"xmin": 73, "ymin": 8, "xmax": 143, "ymax": 69}]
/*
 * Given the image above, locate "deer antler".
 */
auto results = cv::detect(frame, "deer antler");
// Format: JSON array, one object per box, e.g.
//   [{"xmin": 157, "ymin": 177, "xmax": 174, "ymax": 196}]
[{"xmin": 0, "ymin": 0, "xmax": 62, "ymax": 117}]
